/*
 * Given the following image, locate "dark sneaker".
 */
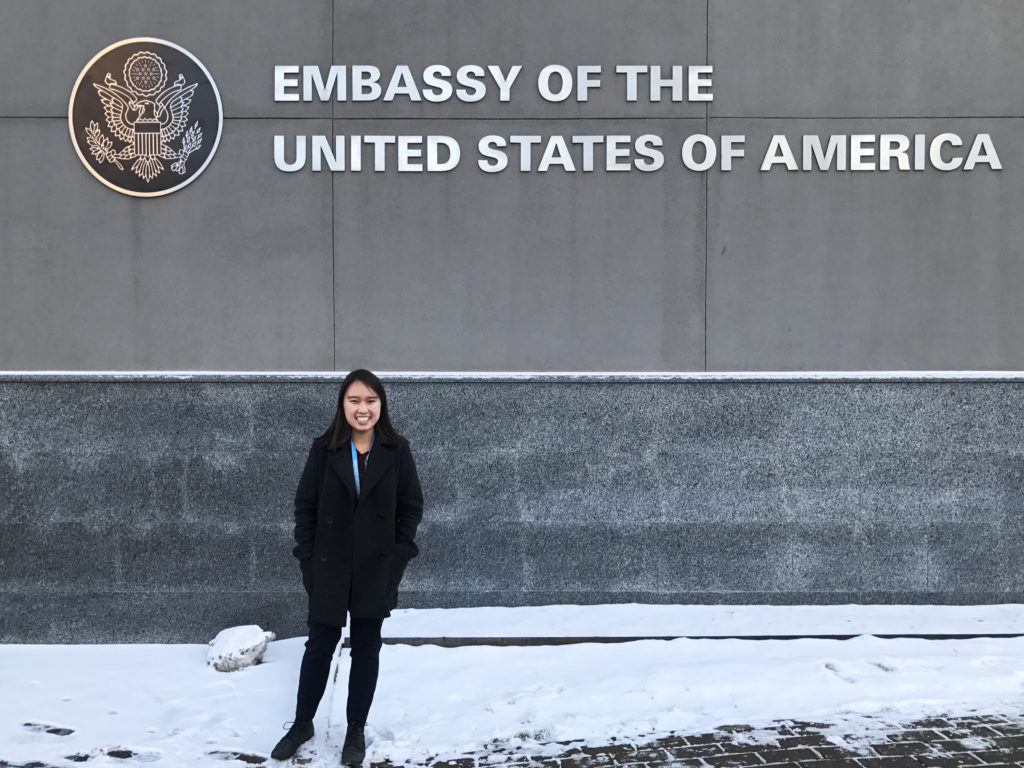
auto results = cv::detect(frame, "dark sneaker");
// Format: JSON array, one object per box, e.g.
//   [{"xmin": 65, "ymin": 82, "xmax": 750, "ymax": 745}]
[
  {"xmin": 271, "ymin": 720, "xmax": 314, "ymax": 760},
  {"xmin": 340, "ymin": 722, "xmax": 365, "ymax": 765}
]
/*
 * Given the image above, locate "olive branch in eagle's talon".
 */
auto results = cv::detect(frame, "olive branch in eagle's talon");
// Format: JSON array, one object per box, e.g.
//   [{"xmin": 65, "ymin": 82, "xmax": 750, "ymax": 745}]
[
  {"xmin": 171, "ymin": 122, "xmax": 203, "ymax": 175},
  {"xmin": 85, "ymin": 120, "xmax": 125, "ymax": 171}
]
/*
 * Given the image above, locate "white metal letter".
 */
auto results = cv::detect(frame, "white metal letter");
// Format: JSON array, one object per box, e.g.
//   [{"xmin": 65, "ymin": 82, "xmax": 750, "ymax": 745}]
[
  {"xmin": 802, "ymin": 135, "xmax": 847, "ymax": 171},
  {"xmin": 477, "ymin": 136, "xmax": 508, "ymax": 172},
  {"xmin": 688, "ymin": 65, "xmax": 713, "ymax": 102},
  {"xmin": 274, "ymin": 66, "xmax": 300, "ymax": 102},
  {"xmin": 761, "ymin": 135, "xmax": 798, "ymax": 171},
  {"xmin": 930, "ymin": 133, "xmax": 963, "ymax": 171},
  {"xmin": 682, "ymin": 134, "xmax": 717, "ymax": 171},
  {"xmin": 538, "ymin": 136, "xmax": 575, "ymax": 172},
  {"xmin": 422, "ymin": 65, "xmax": 453, "ymax": 103},
  {"xmin": 385, "ymin": 66, "xmax": 421, "ymax": 102},
  {"xmin": 303, "ymin": 66, "xmax": 345, "ymax": 102},
  {"xmin": 538, "ymin": 65, "xmax": 574, "ymax": 102},
  {"xmin": 428, "ymin": 136, "xmax": 461, "ymax": 171},
  {"xmin": 576, "ymin": 65, "xmax": 602, "ymax": 102},
  {"xmin": 634, "ymin": 135, "xmax": 665, "ymax": 171},
  {"xmin": 606, "ymin": 135, "xmax": 632, "ymax": 171},
  {"xmin": 850, "ymin": 134, "xmax": 876, "ymax": 171},
  {"xmin": 720, "ymin": 135, "xmax": 744, "ymax": 171},
  {"xmin": 879, "ymin": 134, "xmax": 910, "ymax": 171},
  {"xmin": 615, "ymin": 65, "xmax": 647, "ymax": 102},
  {"xmin": 649, "ymin": 65, "xmax": 685, "ymax": 102},
  {"xmin": 572, "ymin": 135, "xmax": 604, "ymax": 172},
  {"xmin": 456, "ymin": 65, "xmax": 486, "ymax": 102},
  {"xmin": 351, "ymin": 66, "xmax": 382, "ymax": 101},
  {"xmin": 509, "ymin": 135, "xmax": 543, "ymax": 170},
  {"xmin": 489, "ymin": 65, "xmax": 522, "ymax": 102},
  {"xmin": 964, "ymin": 134, "xmax": 1002, "ymax": 170},
  {"xmin": 914, "ymin": 134, "xmax": 926, "ymax": 171},
  {"xmin": 397, "ymin": 136, "xmax": 423, "ymax": 172},
  {"xmin": 274, "ymin": 134, "xmax": 306, "ymax": 171},
  {"xmin": 311, "ymin": 135, "xmax": 344, "ymax": 171}
]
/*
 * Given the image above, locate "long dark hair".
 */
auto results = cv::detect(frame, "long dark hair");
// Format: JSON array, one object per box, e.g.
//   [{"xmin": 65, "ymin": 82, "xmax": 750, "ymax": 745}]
[{"xmin": 316, "ymin": 369, "xmax": 407, "ymax": 451}]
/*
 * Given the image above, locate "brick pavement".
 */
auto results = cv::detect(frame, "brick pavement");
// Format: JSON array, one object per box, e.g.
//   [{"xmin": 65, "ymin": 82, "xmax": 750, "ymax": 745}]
[{"xmin": 397, "ymin": 714, "xmax": 1024, "ymax": 768}]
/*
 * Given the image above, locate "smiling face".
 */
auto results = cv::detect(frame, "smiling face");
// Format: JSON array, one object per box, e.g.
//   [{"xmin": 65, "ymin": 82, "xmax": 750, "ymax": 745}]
[{"xmin": 343, "ymin": 379, "xmax": 381, "ymax": 439}]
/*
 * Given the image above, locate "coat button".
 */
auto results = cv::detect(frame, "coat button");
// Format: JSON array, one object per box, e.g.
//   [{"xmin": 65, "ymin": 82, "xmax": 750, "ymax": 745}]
[
  {"xmin": 377, "ymin": 515, "xmax": 384, "ymax": 522},
  {"xmin": 378, "ymin": 553, "xmax": 387, "ymax": 560},
  {"xmin": 320, "ymin": 554, "xmax": 328, "ymax": 562},
  {"xmin": 327, "ymin": 517, "xmax": 334, "ymax": 525}
]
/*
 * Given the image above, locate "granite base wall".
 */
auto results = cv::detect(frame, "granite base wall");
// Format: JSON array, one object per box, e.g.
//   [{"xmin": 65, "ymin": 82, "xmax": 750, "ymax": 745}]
[{"xmin": 1, "ymin": 375, "xmax": 1021, "ymax": 643}]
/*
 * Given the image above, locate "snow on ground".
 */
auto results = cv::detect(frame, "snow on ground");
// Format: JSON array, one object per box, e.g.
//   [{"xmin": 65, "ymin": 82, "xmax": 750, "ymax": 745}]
[{"xmin": 2, "ymin": 604, "xmax": 1023, "ymax": 767}]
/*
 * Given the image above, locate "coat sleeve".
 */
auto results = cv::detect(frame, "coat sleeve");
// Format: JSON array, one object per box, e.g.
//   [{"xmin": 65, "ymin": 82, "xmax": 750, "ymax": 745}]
[
  {"xmin": 292, "ymin": 441, "xmax": 320, "ymax": 562},
  {"xmin": 394, "ymin": 441, "xmax": 424, "ymax": 563}
]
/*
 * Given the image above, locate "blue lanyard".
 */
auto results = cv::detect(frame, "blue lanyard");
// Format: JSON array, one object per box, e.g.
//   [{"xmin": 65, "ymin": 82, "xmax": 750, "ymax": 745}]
[{"xmin": 350, "ymin": 436, "xmax": 373, "ymax": 496}]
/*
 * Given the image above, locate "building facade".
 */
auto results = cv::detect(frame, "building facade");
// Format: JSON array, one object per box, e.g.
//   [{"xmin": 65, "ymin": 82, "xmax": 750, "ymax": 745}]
[{"xmin": 1, "ymin": 1, "xmax": 1022, "ymax": 641}]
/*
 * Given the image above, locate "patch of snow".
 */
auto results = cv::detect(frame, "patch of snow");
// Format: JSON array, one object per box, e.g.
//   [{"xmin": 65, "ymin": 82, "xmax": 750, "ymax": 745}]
[{"xmin": 958, "ymin": 736, "xmax": 994, "ymax": 750}]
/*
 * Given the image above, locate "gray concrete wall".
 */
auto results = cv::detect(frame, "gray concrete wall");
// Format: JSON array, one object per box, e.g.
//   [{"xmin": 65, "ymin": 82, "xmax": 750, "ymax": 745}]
[
  {"xmin": 1, "ymin": 1, "xmax": 1023, "ymax": 371},
  {"xmin": 1, "ymin": 375, "xmax": 1022, "ymax": 643}
]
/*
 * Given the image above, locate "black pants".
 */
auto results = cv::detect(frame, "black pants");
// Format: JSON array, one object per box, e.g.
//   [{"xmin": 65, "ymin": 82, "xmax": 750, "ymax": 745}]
[{"xmin": 294, "ymin": 617, "xmax": 384, "ymax": 726}]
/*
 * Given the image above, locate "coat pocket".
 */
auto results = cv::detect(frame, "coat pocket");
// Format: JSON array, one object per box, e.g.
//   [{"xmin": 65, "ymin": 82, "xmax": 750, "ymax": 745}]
[
  {"xmin": 299, "ymin": 559, "xmax": 313, "ymax": 596},
  {"xmin": 385, "ymin": 554, "xmax": 407, "ymax": 606}
]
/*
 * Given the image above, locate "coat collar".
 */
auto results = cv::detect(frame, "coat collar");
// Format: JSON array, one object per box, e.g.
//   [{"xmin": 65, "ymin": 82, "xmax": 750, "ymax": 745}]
[{"xmin": 329, "ymin": 439, "xmax": 395, "ymax": 503}]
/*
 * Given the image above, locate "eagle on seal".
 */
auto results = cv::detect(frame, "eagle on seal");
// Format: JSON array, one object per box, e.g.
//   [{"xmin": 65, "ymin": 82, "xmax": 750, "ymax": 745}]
[{"xmin": 91, "ymin": 51, "xmax": 202, "ymax": 182}]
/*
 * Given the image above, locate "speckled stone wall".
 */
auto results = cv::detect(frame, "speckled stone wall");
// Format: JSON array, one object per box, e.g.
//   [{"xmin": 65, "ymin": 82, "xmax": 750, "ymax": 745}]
[{"xmin": 1, "ymin": 375, "xmax": 1021, "ymax": 643}]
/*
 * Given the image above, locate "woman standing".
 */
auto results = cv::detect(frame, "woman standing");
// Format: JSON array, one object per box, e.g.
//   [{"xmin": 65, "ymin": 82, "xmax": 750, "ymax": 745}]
[{"xmin": 272, "ymin": 369, "xmax": 424, "ymax": 765}]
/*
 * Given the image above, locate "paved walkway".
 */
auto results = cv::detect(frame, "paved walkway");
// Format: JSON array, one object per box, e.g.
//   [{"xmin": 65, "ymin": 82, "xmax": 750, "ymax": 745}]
[
  {"xmin": 404, "ymin": 714, "xmax": 1024, "ymax": 768},
  {"xmin": 3, "ymin": 714, "xmax": 1022, "ymax": 767}
]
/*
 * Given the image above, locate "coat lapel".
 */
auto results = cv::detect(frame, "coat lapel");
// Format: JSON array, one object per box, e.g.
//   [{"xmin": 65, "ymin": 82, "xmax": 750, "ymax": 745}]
[
  {"xmin": 329, "ymin": 440, "xmax": 393, "ymax": 503},
  {"xmin": 359, "ymin": 442, "xmax": 393, "ymax": 501},
  {"xmin": 329, "ymin": 447, "xmax": 357, "ymax": 500}
]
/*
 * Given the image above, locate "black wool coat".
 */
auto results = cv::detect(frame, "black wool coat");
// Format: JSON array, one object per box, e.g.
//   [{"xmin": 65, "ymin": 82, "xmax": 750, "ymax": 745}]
[{"xmin": 292, "ymin": 437, "xmax": 423, "ymax": 627}]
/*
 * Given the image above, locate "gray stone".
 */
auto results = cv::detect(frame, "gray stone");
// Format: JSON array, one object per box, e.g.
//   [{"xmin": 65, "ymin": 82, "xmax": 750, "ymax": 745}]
[
  {"xmin": 263, "ymin": 529, "xmax": 305, "ymax": 591},
  {"xmin": 413, "ymin": 519, "xmax": 526, "ymax": 592},
  {"xmin": 928, "ymin": 522, "xmax": 1009, "ymax": 593},
  {"xmin": 0, "ymin": 590, "xmax": 306, "ymax": 643},
  {"xmin": 0, "ymin": 521, "xmax": 120, "ymax": 590},
  {"xmin": 333, "ymin": 0, "xmax": 708, "ymax": 120},
  {"xmin": 2, "ymin": 374, "xmax": 1024, "ymax": 640},
  {"xmin": 0, "ymin": 0, "xmax": 332, "ymax": 118},
  {"xmin": 118, "ymin": 522, "xmax": 254, "ymax": 589},
  {"xmin": 0, "ymin": 119, "xmax": 334, "ymax": 370},
  {"xmin": 706, "ymin": 118, "xmax": 1024, "ymax": 370},
  {"xmin": 2, "ymin": 3, "xmax": 1024, "ymax": 374},
  {"xmin": 709, "ymin": 0, "xmax": 1024, "ymax": 118},
  {"xmin": 331, "ymin": 118, "xmax": 706, "ymax": 371},
  {"xmin": 455, "ymin": 450, "xmax": 521, "ymax": 522}
]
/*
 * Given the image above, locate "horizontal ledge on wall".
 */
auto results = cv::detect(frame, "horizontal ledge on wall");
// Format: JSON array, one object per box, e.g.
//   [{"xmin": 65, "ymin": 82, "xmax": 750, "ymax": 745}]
[
  {"xmin": 368, "ymin": 633, "xmax": 1024, "ymax": 647},
  {"xmin": 3, "ymin": 370, "xmax": 1024, "ymax": 383}
]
